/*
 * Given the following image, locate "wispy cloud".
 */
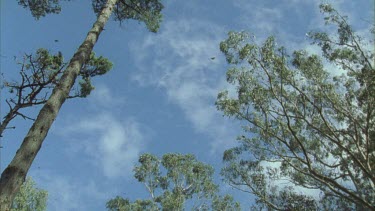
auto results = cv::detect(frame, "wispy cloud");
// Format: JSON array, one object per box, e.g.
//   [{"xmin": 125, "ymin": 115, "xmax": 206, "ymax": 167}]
[
  {"xmin": 66, "ymin": 113, "xmax": 143, "ymax": 178},
  {"xmin": 127, "ymin": 1, "xmax": 373, "ymax": 155},
  {"xmin": 130, "ymin": 19, "xmax": 240, "ymax": 152},
  {"xmin": 88, "ymin": 83, "xmax": 126, "ymax": 109},
  {"xmin": 56, "ymin": 85, "xmax": 144, "ymax": 178},
  {"xmin": 35, "ymin": 84, "xmax": 145, "ymax": 209},
  {"xmin": 32, "ymin": 172, "xmax": 110, "ymax": 211}
]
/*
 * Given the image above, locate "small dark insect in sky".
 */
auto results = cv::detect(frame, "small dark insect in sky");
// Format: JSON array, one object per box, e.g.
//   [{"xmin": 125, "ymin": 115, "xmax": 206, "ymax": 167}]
[
  {"xmin": 210, "ymin": 57, "xmax": 215, "ymax": 60},
  {"xmin": 54, "ymin": 40, "xmax": 59, "ymax": 42}
]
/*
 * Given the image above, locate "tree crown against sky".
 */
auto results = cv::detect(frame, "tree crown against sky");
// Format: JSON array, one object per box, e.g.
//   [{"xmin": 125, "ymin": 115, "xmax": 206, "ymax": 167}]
[
  {"xmin": 18, "ymin": 0, "xmax": 163, "ymax": 32},
  {"xmin": 106, "ymin": 153, "xmax": 241, "ymax": 211},
  {"xmin": 1, "ymin": 0, "xmax": 164, "ymax": 210},
  {"xmin": 1, "ymin": 0, "xmax": 165, "ymax": 137},
  {"xmin": 11, "ymin": 177, "xmax": 48, "ymax": 211},
  {"xmin": 1, "ymin": 0, "xmax": 374, "ymax": 211},
  {"xmin": 217, "ymin": 3, "xmax": 374, "ymax": 210},
  {"xmin": 0, "ymin": 49, "xmax": 112, "ymax": 137}
]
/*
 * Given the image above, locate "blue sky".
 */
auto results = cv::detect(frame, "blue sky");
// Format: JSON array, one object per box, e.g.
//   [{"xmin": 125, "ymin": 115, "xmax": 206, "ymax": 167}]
[{"xmin": 0, "ymin": 0, "xmax": 373, "ymax": 210}]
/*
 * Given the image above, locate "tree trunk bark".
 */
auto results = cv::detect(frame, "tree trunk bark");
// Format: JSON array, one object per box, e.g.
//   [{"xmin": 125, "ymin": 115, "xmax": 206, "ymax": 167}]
[{"xmin": 0, "ymin": 0, "xmax": 118, "ymax": 209}]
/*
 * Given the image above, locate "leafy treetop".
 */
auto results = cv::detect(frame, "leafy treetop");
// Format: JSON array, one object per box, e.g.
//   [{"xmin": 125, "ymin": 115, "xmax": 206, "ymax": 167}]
[
  {"xmin": 107, "ymin": 153, "xmax": 241, "ymax": 211},
  {"xmin": 18, "ymin": 0, "xmax": 164, "ymax": 32},
  {"xmin": 217, "ymin": 3, "xmax": 374, "ymax": 210}
]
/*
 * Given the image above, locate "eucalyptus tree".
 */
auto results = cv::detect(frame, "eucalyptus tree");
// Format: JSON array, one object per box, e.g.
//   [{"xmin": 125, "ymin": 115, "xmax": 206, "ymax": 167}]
[
  {"xmin": 106, "ymin": 153, "xmax": 241, "ymax": 211},
  {"xmin": 0, "ymin": 49, "xmax": 112, "ymax": 137},
  {"xmin": 216, "ymin": 4, "xmax": 374, "ymax": 210},
  {"xmin": 11, "ymin": 177, "xmax": 48, "ymax": 211},
  {"xmin": 0, "ymin": 0, "xmax": 164, "ymax": 209}
]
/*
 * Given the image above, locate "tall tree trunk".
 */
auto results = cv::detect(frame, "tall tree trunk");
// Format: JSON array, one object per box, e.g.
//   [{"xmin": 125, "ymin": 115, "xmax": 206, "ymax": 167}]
[{"xmin": 0, "ymin": 0, "xmax": 118, "ymax": 209}]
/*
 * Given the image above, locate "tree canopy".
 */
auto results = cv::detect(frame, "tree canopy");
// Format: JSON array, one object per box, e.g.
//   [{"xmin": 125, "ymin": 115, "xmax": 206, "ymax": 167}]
[
  {"xmin": 1, "ymin": 1, "xmax": 164, "ymax": 210},
  {"xmin": 17, "ymin": 0, "xmax": 66, "ymax": 19},
  {"xmin": 18, "ymin": 0, "xmax": 163, "ymax": 32},
  {"xmin": 217, "ymin": 4, "xmax": 374, "ymax": 210},
  {"xmin": 2, "ymin": 1, "xmax": 373, "ymax": 210},
  {"xmin": 106, "ymin": 153, "xmax": 240, "ymax": 211},
  {"xmin": 11, "ymin": 177, "xmax": 48, "ymax": 211},
  {"xmin": 0, "ymin": 49, "xmax": 112, "ymax": 137}
]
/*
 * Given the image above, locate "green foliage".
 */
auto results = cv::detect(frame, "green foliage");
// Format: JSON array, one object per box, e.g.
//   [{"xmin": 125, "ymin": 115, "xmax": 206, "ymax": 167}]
[
  {"xmin": 18, "ymin": 0, "xmax": 63, "ymax": 19},
  {"xmin": 1, "ymin": 48, "xmax": 65, "ymax": 135},
  {"xmin": 11, "ymin": 177, "xmax": 48, "ymax": 211},
  {"xmin": 81, "ymin": 52, "xmax": 113, "ymax": 78},
  {"xmin": 78, "ymin": 52, "xmax": 113, "ymax": 97},
  {"xmin": 1, "ymin": 48, "xmax": 112, "ymax": 136},
  {"xmin": 78, "ymin": 78, "xmax": 94, "ymax": 98},
  {"xmin": 4, "ymin": 49, "xmax": 112, "ymax": 99},
  {"xmin": 106, "ymin": 197, "xmax": 159, "ymax": 211},
  {"xmin": 107, "ymin": 196, "xmax": 131, "ymax": 211},
  {"xmin": 3, "ymin": 0, "xmax": 163, "ymax": 209},
  {"xmin": 211, "ymin": 195, "xmax": 241, "ymax": 211},
  {"xmin": 20, "ymin": 0, "xmax": 164, "ymax": 32},
  {"xmin": 92, "ymin": 0, "xmax": 164, "ymax": 32},
  {"xmin": 107, "ymin": 153, "xmax": 240, "ymax": 211},
  {"xmin": 21, "ymin": 48, "xmax": 64, "ymax": 86},
  {"xmin": 33, "ymin": 48, "xmax": 64, "ymax": 71},
  {"xmin": 217, "ymin": 4, "xmax": 374, "ymax": 210}
]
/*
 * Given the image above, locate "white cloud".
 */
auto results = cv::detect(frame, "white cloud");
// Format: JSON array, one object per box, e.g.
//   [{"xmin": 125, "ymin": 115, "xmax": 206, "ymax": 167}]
[
  {"xmin": 55, "ymin": 84, "xmax": 144, "ymax": 178},
  {"xmin": 88, "ymin": 83, "xmax": 126, "ymax": 109},
  {"xmin": 64, "ymin": 113, "xmax": 143, "ymax": 178},
  {"xmin": 32, "ymin": 172, "xmax": 109, "ymax": 211},
  {"xmin": 130, "ymin": 19, "xmax": 240, "ymax": 152},
  {"xmin": 128, "ymin": 1, "xmax": 373, "ymax": 155},
  {"xmin": 45, "ymin": 176, "xmax": 81, "ymax": 210},
  {"xmin": 231, "ymin": 0, "xmax": 322, "ymax": 47}
]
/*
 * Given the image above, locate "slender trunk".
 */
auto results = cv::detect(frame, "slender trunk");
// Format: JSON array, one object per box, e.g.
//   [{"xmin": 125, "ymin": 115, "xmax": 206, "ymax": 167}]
[{"xmin": 0, "ymin": 0, "xmax": 118, "ymax": 209}]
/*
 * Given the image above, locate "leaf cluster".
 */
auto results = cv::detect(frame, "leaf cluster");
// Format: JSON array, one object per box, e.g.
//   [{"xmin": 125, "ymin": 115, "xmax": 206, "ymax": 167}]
[
  {"xmin": 17, "ymin": 0, "xmax": 65, "ymax": 19},
  {"xmin": 19, "ymin": 0, "xmax": 164, "ymax": 33},
  {"xmin": 217, "ymin": 4, "xmax": 374, "ymax": 210},
  {"xmin": 1, "ymin": 49, "xmax": 112, "ymax": 136},
  {"xmin": 92, "ymin": 0, "xmax": 164, "ymax": 32},
  {"xmin": 107, "ymin": 153, "xmax": 240, "ymax": 211},
  {"xmin": 11, "ymin": 177, "xmax": 48, "ymax": 211}
]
